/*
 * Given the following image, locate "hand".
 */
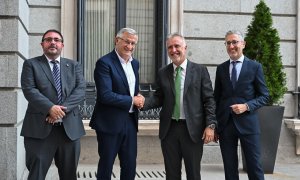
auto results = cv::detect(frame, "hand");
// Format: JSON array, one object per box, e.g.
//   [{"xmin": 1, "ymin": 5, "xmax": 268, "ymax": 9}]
[
  {"xmin": 46, "ymin": 116, "xmax": 58, "ymax": 124},
  {"xmin": 230, "ymin": 104, "xmax": 247, "ymax": 114},
  {"xmin": 214, "ymin": 132, "xmax": 219, "ymax": 143},
  {"xmin": 202, "ymin": 127, "xmax": 215, "ymax": 144},
  {"xmin": 133, "ymin": 94, "xmax": 145, "ymax": 109},
  {"xmin": 47, "ymin": 105, "xmax": 67, "ymax": 123}
]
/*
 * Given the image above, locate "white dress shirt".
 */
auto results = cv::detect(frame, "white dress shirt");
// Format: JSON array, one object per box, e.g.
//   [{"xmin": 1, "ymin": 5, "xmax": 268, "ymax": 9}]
[{"xmin": 115, "ymin": 50, "xmax": 136, "ymax": 113}]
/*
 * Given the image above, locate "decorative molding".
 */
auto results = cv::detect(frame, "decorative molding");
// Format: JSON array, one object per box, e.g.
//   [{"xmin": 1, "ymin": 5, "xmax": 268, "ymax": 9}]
[
  {"xmin": 168, "ymin": 0, "xmax": 183, "ymax": 34},
  {"xmin": 284, "ymin": 119, "xmax": 300, "ymax": 155},
  {"xmin": 61, "ymin": 0, "xmax": 76, "ymax": 59}
]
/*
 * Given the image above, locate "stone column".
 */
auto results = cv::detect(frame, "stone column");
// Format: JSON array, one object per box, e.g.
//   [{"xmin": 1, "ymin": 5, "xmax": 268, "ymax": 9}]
[{"xmin": 0, "ymin": 0, "xmax": 29, "ymax": 179}]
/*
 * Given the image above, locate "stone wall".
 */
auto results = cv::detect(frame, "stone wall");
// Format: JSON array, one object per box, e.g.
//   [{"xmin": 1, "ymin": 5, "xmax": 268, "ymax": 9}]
[{"xmin": 0, "ymin": 0, "xmax": 61, "ymax": 179}]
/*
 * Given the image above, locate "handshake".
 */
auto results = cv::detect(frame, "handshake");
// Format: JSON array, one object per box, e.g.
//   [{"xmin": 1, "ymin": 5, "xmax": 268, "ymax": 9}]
[{"xmin": 133, "ymin": 94, "xmax": 145, "ymax": 109}]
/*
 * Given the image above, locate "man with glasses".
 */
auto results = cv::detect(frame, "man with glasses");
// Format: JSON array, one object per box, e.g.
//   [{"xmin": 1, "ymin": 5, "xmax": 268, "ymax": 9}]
[
  {"xmin": 214, "ymin": 30, "xmax": 269, "ymax": 180},
  {"xmin": 90, "ymin": 27, "xmax": 144, "ymax": 180},
  {"xmin": 21, "ymin": 29, "xmax": 86, "ymax": 180}
]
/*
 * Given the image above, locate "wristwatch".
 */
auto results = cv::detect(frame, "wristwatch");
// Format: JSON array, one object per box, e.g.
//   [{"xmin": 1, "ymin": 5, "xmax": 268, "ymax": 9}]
[{"xmin": 208, "ymin": 124, "xmax": 216, "ymax": 130}]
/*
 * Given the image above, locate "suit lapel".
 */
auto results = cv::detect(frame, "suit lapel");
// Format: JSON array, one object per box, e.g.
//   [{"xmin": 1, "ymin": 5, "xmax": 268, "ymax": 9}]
[
  {"xmin": 38, "ymin": 55, "xmax": 56, "ymax": 88},
  {"xmin": 224, "ymin": 60, "xmax": 231, "ymax": 84},
  {"xmin": 131, "ymin": 60, "xmax": 139, "ymax": 95},
  {"xmin": 183, "ymin": 61, "xmax": 193, "ymax": 96},
  {"xmin": 60, "ymin": 58, "xmax": 69, "ymax": 99},
  {"xmin": 166, "ymin": 64, "xmax": 175, "ymax": 96},
  {"xmin": 237, "ymin": 58, "xmax": 249, "ymax": 86},
  {"xmin": 222, "ymin": 60, "xmax": 234, "ymax": 89},
  {"xmin": 111, "ymin": 51, "xmax": 130, "ymax": 94}
]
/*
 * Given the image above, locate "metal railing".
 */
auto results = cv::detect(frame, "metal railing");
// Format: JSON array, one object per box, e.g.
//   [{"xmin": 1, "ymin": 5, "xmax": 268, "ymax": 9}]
[
  {"xmin": 79, "ymin": 102, "xmax": 161, "ymax": 120},
  {"xmin": 79, "ymin": 83, "xmax": 161, "ymax": 120}
]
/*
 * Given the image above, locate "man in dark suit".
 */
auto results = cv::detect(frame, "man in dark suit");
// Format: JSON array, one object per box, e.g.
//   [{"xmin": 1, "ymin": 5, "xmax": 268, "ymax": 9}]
[
  {"xmin": 144, "ymin": 33, "xmax": 217, "ymax": 180},
  {"xmin": 21, "ymin": 29, "xmax": 86, "ymax": 179},
  {"xmin": 214, "ymin": 30, "xmax": 269, "ymax": 180},
  {"xmin": 89, "ymin": 28, "xmax": 144, "ymax": 180}
]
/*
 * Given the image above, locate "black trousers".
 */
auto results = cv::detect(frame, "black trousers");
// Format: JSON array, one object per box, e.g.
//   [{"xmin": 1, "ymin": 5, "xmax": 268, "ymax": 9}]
[{"xmin": 161, "ymin": 121, "xmax": 203, "ymax": 180}]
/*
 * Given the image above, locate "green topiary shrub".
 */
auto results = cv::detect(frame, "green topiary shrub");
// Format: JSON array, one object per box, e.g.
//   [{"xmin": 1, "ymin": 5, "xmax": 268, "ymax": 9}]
[{"xmin": 244, "ymin": 0, "xmax": 287, "ymax": 105}]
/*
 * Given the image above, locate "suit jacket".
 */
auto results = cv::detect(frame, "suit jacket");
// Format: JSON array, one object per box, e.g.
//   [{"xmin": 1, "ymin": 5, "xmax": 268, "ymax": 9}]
[
  {"xmin": 89, "ymin": 50, "xmax": 140, "ymax": 134},
  {"xmin": 214, "ymin": 57, "xmax": 269, "ymax": 135},
  {"xmin": 144, "ymin": 60, "xmax": 216, "ymax": 143},
  {"xmin": 21, "ymin": 55, "xmax": 86, "ymax": 140}
]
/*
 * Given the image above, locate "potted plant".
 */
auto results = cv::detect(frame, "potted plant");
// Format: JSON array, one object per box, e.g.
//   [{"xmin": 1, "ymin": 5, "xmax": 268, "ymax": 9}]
[{"xmin": 242, "ymin": 0, "xmax": 287, "ymax": 174}]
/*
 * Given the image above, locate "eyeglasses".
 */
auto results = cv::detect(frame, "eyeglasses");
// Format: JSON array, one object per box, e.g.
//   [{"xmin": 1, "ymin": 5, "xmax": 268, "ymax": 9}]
[
  {"xmin": 224, "ymin": 40, "xmax": 240, "ymax": 46},
  {"xmin": 118, "ymin": 37, "xmax": 137, "ymax": 46},
  {"xmin": 43, "ymin": 37, "xmax": 63, "ymax": 43}
]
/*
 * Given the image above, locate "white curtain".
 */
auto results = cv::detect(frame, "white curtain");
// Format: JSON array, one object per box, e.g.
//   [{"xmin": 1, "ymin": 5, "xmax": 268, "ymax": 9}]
[
  {"xmin": 84, "ymin": 0, "xmax": 116, "ymax": 82},
  {"xmin": 83, "ymin": 0, "xmax": 155, "ymax": 84}
]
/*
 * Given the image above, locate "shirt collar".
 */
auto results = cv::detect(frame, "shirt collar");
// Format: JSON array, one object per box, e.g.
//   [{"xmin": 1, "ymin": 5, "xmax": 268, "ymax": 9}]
[
  {"xmin": 45, "ymin": 55, "xmax": 61, "ymax": 63},
  {"xmin": 173, "ymin": 59, "xmax": 188, "ymax": 71},
  {"xmin": 115, "ymin": 49, "xmax": 133, "ymax": 64},
  {"xmin": 230, "ymin": 55, "xmax": 244, "ymax": 63}
]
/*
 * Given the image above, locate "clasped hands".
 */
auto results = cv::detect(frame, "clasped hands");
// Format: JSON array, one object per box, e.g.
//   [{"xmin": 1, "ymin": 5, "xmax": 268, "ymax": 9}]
[
  {"xmin": 133, "ymin": 94, "xmax": 145, "ymax": 109},
  {"xmin": 46, "ymin": 105, "xmax": 67, "ymax": 124}
]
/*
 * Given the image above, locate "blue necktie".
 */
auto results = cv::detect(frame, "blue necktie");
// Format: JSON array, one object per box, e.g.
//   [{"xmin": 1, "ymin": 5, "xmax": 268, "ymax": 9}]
[
  {"xmin": 51, "ymin": 60, "xmax": 62, "ymax": 104},
  {"xmin": 231, "ymin": 61, "xmax": 237, "ymax": 89}
]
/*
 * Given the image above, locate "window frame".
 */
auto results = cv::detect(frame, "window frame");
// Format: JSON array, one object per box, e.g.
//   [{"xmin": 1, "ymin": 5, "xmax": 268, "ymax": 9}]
[{"xmin": 77, "ymin": 0, "xmax": 168, "ymax": 84}]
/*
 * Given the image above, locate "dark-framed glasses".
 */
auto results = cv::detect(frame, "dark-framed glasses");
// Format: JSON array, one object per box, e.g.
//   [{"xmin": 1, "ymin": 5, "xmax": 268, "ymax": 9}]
[
  {"xmin": 224, "ymin": 40, "xmax": 240, "ymax": 46},
  {"xmin": 43, "ymin": 37, "xmax": 63, "ymax": 43}
]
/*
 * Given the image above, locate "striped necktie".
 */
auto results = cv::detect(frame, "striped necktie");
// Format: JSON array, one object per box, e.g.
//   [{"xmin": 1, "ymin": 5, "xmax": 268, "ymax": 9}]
[{"xmin": 51, "ymin": 60, "xmax": 62, "ymax": 104}]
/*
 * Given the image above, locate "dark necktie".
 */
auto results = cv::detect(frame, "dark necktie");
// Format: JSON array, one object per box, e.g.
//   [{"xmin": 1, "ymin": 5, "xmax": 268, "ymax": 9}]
[
  {"xmin": 51, "ymin": 60, "xmax": 62, "ymax": 104},
  {"xmin": 173, "ymin": 66, "xmax": 182, "ymax": 121},
  {"xmin": 231, "ymin": 61, "xmax": 237, "ymax": 89}
]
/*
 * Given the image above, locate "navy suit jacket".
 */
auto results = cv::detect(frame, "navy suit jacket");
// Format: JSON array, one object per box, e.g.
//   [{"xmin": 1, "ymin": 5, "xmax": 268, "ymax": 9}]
[
  {"xmin": 21, "ymin": 55, "xmax": 86, "ymax": 140},
  {"xmin": 90, "ymin": 50, "xmax": 140, "ymax": 134},
  {"xmin": 214, "ymin": 57, "xmax": 269, "ymax": 135},
  {"xmin": 144, "ymin": 60, "xmax": 216, "ymax": 143}
]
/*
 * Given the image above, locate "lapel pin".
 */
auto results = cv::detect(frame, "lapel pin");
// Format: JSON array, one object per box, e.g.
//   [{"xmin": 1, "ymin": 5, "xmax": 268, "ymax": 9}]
[{"xmin": 66, "ymin": 64, "xmax": 69, "ymax": 67}]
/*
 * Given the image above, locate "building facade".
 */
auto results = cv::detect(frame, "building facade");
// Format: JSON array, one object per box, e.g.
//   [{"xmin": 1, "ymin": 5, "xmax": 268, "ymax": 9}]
[{"xmin": 0, "ymin": 0, "xmax": 299, "ymax": 179}]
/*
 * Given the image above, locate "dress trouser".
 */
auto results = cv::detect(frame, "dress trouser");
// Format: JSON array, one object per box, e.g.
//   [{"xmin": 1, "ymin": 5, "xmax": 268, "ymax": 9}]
[
  {"xmin": 96, "ymin": 113, "xmax": 137, "ymax": 180},
  {"xmin": 161, "ymin": 120, "xmax": 203, "ymax": 180},
  {"xmin": 219, "ymin": 120, "xmax": 264, "ymax": 180},
  {"xmin": 24, "ymin": 125, "xmax": 80, "ymax": 180}
]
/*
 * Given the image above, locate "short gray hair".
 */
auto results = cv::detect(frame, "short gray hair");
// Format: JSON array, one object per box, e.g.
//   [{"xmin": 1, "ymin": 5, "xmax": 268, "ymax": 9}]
[
  {"xmin": 225, "ymin": 30, "xmax": 244, "ymax": 41},
  {"xmin": 116, "ymin": 28, "xmax": 138, "ymax": 38},
  {"xmin": 166, "ymin": 32, "xmax": 186, "ymax": 45}
]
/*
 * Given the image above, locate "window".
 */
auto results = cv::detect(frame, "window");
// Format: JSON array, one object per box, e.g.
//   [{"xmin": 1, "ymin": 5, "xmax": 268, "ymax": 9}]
[{"xmin": 78, "ymin": 0, "xmax": 168, "ymax": 86}]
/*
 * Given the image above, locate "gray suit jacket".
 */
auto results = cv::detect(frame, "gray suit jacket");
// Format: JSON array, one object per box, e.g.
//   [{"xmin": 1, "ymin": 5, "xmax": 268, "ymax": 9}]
[
  {"xmin": 21, "ymin": 55, "xmax": 86, "ymax": 140},
  {"xmin": 144, "ymin": 60, "xmax": 216, "ymax": 143}
]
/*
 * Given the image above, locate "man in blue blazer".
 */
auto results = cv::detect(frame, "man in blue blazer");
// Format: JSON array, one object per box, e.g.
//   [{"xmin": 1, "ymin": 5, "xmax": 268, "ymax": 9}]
[
  {"xmin": 214, "ymin": 30, "xmax": 269, "ymax": 180},
  {"xmin": 90, "ymin": 28, "xmax": 144, "ymax": 180},
  {"xmin": 21, "ymin": 29, "xmax": 86, "ymax": 179}
]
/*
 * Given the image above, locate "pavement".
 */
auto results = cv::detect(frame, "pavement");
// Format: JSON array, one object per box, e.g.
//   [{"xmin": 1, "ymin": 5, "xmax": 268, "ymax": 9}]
[{"xmin": 39, "ymin": 163, "xmax": 300, "ymax": 180}]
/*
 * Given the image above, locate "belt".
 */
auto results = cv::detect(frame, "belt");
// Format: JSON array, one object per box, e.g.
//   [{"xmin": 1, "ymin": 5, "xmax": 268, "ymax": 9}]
[
  {"xmin": 172, "ymin": 119, "xmax": 186, "ymax": 122},
  {"xmin": 53, "ymin": 122, "xmax": 63, "ymax": 126}
]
